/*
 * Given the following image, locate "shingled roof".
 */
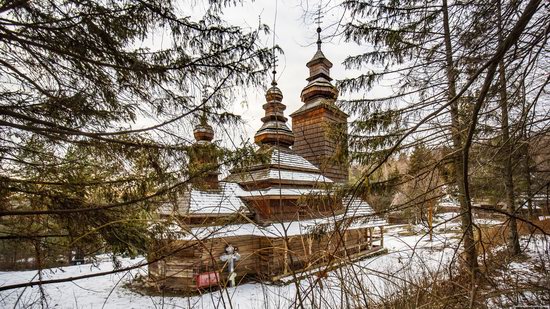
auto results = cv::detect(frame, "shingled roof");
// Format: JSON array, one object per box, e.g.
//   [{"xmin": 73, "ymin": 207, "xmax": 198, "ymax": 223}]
[
  {"xmin": 165, "ymin": 193, "xmax": 386, "ymax": 240},
  {"xmin": 160, "ymin": 146, "xmax": 386, "ymax": 230},
  {"xmin": 224, "ymin": 146, "xmax": 333, "ymax": 186}
]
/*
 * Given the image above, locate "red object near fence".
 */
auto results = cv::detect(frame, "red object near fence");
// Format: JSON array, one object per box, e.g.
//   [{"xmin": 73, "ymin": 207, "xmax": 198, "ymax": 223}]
[{"xmin": 195, "ymin": 271, "xmax": 219, "ymax": 288}]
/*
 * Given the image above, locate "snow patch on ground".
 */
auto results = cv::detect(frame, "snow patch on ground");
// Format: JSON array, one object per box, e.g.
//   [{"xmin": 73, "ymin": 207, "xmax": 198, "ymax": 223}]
[
  {"xmin": 0, "ymin": 217, "xmax": 505, "ymax": 308},
  {"xmin": 485, "ymin": 236, "xmax": 550, "ymax": 307}
]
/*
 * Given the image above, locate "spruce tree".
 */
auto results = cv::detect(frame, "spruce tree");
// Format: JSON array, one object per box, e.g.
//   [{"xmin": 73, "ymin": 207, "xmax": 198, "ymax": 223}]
[
  {"xmin": 341, "ymin": 0, "xmax": 546, "ymax": 275},
  {"xmin": 0, "ymin": 0, "xmax": 271, "ymax": 267}
]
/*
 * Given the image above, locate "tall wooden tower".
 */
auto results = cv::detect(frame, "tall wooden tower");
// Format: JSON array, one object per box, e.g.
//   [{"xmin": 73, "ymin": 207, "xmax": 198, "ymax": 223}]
[{"xmin": 290, "ymin": 27, "xmax": 349, "ymax": 183}]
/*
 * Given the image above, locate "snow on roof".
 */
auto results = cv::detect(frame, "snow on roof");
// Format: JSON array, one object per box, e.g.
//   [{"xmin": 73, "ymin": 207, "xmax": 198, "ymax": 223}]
[
  {"xmin": 161, "ymin": 194, "xmax": 386, "ymax": 240},
  {"xmin": 159, "ymin": 182, "xmax": 251, "ymax": 216},
  {"xmin": 343, "ymin": 196, "xmax": 377, "ymax": 218},
  {"xmin": 226, "ymin": 168, "xmax": 333, "ymax": 184},
  {"xmin": 187, "ymin": 182, "xmax": 249, "ymax": 215},
  {"xmin": 269, "ymin": 169, "xmax": 332, "ymax": 183},
  {"xmin": 239, "ymin": 187, "xmax": 327, "ymax": 197},
  {"xmin": 342, "ymin": 196, "xmax": 387, "ymax": 231},
  {"xmin": 168, "ymin": 210, "xmax": 386, "ymax": 241},
  {"xmin": 269, "ymin": 148, "xmax": 320, "ymax": 172},
  {"xmin": 158, "ymin": 178, "xmax": 388, "ymax": 234}
]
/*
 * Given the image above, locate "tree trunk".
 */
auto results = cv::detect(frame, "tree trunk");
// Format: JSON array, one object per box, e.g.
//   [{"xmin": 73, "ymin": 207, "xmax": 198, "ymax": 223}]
[
  {"xmin": 497, "ymin": 0, "xmax": 521, "ymax": 255},
  {"xmin": 428, "ymin": 199, "xmax": 433, "ymax": 242},
  {"xmin": 442, "ymin": 0, "xmax": 479, "ymax": 274},
  {"xmin": 498, "ymin": 60, "xmax": 520, "ymax": 255},
  {"xmin": 523, "ymin": 155, "xmax": 533, "ymax": 220},
  {"xmin": 519, "ymin": 81, "xmax": 534, "ymax": 220}
]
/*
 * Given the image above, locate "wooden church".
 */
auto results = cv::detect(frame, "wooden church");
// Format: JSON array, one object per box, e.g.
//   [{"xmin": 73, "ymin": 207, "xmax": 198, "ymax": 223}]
[{"xmin": 148, "ymin": 30, "xmax": 387, "ymax": 291}]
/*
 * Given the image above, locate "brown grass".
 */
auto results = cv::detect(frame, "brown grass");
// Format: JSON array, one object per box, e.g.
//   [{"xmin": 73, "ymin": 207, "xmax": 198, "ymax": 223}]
[
  {"xmin": 375, "ymin": 220, "xmax": 550, "ymax": 308},
  {"xmin": 476, "ymin": 219, "xmax": 550, "ymax": 256}
]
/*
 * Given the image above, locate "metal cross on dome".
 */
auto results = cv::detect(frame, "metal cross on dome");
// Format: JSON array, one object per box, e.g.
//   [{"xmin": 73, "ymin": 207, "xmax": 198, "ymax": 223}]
[{"xmin": 315, "ymin": 1, "xmax": 324, "ymax": 51}]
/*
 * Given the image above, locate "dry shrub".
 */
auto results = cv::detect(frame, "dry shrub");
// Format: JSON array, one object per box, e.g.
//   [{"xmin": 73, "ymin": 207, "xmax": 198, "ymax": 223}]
[
  {"xmin": 476, "ymin": 219, "xmax": 549, "ymax": 256},
  {"xmin": 374, "ymin": 231, "xmax": 549, "ymax": 308},
  {"xmin": 373, "ymin": 269, "xmax": 475, "ymax": 309}
]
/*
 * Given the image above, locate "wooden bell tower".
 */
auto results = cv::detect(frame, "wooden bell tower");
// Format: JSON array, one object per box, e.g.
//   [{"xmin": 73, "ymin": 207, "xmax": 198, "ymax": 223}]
[{"xmin": 290, "ymin": 27, "xmax": 349, "ymax": 183}]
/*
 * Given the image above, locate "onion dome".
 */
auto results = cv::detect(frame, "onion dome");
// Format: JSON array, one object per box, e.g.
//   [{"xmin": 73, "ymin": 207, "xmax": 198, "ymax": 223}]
[
  {"xmin": 254, "ymin": 80, "xmax": 295, "ymax": 148},
  {"xmin": 300, "ymin": 27, "xmax": 339, "ymax": 104},
  {"xmin": 193, "ymin": 112, "xmax": 214, "ymax": 143},
  {"xmin": 190, "ymin": 111, "xmax": 219, "ymax": 189}
]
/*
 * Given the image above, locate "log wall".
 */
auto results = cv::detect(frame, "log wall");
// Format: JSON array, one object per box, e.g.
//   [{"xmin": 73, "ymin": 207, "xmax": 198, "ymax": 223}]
[
  {"xmin": 149, "ymin": 226, "xmax": 384, "ymax": 292},
  {"xmin": 247, "ymin": 196, "xmax": 344, "ymax": 223}
]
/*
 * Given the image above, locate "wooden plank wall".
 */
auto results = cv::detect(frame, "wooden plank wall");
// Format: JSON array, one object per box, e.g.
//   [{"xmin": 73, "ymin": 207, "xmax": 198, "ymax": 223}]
[
  {"xmin": 151, "ymin": 227, "xmax": 383, "ymax": 291},
  {"xmin": 249, "ymin": 197, "xmax": 344, "ymax": 223}
]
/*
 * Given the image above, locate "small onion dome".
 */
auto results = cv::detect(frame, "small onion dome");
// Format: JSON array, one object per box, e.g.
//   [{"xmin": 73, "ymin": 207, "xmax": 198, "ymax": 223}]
[
  {"xmin": 254, "ymin": 84, "xmax": 295, "ymax": 148},
  {"xmin": 265, "ymin": 84, "xmax": 283, "ymax": 102},
  {"xmin": 300, "ymin": 38, "xmax": 338, "ymax": 104},
  {"xmin": 193, "ymin": 122, "xmax": 214, "ymax": 142}
]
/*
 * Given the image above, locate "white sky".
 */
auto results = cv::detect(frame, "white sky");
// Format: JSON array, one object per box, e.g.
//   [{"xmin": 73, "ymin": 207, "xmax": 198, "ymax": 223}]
[{"xmin": 178, "ymin": 0, "xmax": 391, "ymax": 146}]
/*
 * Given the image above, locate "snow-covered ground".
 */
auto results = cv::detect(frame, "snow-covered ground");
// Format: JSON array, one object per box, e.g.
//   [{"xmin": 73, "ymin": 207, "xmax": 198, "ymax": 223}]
[
  {"xmin": 0, "ymin": 213, "xmax": 529, "ymax": 309},
  {"xmin": 485, "ymin": 236, "xmax": 550, "ymax": 307}
]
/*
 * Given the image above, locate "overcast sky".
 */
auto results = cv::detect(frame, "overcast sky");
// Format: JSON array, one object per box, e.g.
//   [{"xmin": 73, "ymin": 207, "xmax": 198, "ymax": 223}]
[
  {"xmin": 180, "ymin": 0, "xmax": 390, "ymax": 146},
  {"xmin": 225, "ymin": 1, "xmax": 359, "ymax": 140}
]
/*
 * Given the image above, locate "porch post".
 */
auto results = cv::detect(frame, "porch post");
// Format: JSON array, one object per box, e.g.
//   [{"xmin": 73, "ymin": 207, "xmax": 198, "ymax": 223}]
[{"xmin": 283, "ymin": 239, "xmax": 288, "ymax": 274}]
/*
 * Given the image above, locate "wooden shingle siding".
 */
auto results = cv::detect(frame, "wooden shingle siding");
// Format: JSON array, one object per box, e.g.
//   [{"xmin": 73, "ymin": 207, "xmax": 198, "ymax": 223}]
[{"xmin": 292, "ymin": 105, "xmax": 348, "ymax": 183}]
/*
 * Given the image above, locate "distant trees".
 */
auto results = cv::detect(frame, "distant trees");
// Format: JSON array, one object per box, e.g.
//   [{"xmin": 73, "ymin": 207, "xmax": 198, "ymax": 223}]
[
  {"xmin": 341, "ymin": 0, "xmax": 548, "ymax": 276},
  {"xmin": 349, "ymin": 157, "xmax": 402, "ymax": 215},
  {"xmin": 0, "ymin": 0, "xmax": 271, "ymax": 267},
  {"xmin": 402, "ymin": 145, "xmax": 443, "ymax": 224}
]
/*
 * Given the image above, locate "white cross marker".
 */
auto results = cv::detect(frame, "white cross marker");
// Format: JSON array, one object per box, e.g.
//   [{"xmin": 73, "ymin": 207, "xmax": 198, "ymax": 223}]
[{"xmin": 220, "ymin": 244, "xmax": 240, "ymax": 287}]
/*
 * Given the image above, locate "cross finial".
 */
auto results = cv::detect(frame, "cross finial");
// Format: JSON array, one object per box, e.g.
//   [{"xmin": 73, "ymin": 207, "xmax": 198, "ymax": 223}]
[
  {"xmin": 315, "ymin": 2, "xmax": 323, "ymax": 51},
  {"xmin": 201, "ymin": 83, "xmax": 209, "ymax": 104},
  {"xmin": 270, "ymin": 46, "xmax": 277, "ymax": 86},
  {"xmin": 199, "ymin": 108, "xmax": 208, "ymax": 126},
  {"xmin": 316, "ymin": 26, "xmax": 322, "ymax": 51},
  {"xmin": 271, "ymin": 1, "xmax": 278, "ymax": 87},
  {"xmin": 271, "ymin": 67, "xmax": 277, "ymax": 86},
  {"xmin": 200, "ymin": 84, "xmax": 209, "ymax": 125}
]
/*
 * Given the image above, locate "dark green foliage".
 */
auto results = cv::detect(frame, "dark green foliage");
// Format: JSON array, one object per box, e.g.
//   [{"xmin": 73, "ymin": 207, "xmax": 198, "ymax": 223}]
[
  {"xmin": 341, "ymin": 0, "xmax": 548, "ymax": 272},
  {"xmin": 408, "ymin": 145, "xmax": 434, "ymax": 177},
  {"xmin": 0, "ymin": 0, "xmax": 271, "ymax": 265}
]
